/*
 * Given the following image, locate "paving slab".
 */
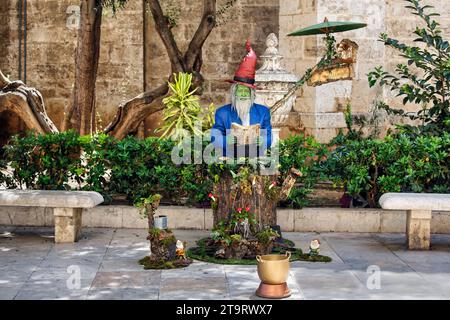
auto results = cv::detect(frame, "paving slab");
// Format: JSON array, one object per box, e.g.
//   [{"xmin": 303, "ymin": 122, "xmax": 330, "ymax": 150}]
[
  {"xmin": 87, "ymin": 287, "xmax": 159, "ymax": 300},
  {"xmin": 159, "ymin": 275, "xmax": 228, "ymax": 300},
  {"xmin": 1, "ymin": 226, "xmax": 450, "ymax": 300}
]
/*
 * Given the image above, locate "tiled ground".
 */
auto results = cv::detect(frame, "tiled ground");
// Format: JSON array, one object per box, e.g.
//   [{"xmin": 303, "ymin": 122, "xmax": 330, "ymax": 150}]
[{"xmin": 1, "ymin": 227, "xmax": 449, "ymax": 300}]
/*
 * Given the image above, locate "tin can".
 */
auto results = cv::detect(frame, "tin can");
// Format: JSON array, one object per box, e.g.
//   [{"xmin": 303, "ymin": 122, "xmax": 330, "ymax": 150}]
[{"xmin": 154, "ymin": 215, "xmax": 168, "ymax": 229}]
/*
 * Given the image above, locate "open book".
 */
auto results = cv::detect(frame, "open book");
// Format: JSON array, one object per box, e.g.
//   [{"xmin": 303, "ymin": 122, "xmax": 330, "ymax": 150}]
[{"xmin": 231, "ymin": 123, "xmax": 260, "ymax": 145}]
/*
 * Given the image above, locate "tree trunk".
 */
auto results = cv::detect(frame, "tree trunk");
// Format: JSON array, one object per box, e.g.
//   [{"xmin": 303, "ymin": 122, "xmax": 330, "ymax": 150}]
[
  {"xmin": 63, "ymin": 0, "xmax": 102, "ymax": 135},
  {"xmin": 212, "ymin": 168, "xmax": 302, "ymax": 229},
  {"xmin": 0, "ymin": 70, "xmax": 58, "ymax": 134},
  {"xmin": 212, "ymin": 172, "xmax": 279, "ymax": 229},
  {"xmin": 212, "ymin": 173, "xmax": 234, "ymax": 225},
  {"xmin": 104, "ymin": 84, "xmax": 168, "ymax": 139},
  {"xmin": 147, "ymin": 229, "xmax": 177, "ymax": 261},
  {"xmin": 104, "ymin": 0, "xmax": 216, "ymax": 139}
]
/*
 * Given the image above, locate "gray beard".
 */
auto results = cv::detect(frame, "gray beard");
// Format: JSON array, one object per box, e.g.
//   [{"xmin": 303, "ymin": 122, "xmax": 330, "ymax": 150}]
[{"xmin": 234, "ymin": 99, "xmax": 252, "ymax": 125}]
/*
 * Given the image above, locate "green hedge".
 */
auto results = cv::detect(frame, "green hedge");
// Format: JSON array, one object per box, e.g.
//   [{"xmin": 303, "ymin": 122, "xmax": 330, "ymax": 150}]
[
  {"xmin": 323, "ymin": 132, "xmax": 450, "ymax": 207},
  {"xmin": 278, "ymin": 134, "xmax": 328, "ymax": 208},
  {"xmin": 0, "ymin": 132, "xmax": 321, "ymax": 207},
  {"xmin": 1, "ymin": 131, "xmax": 448, "ymax": 208},
  {"xmin": 0, "ymin": 132, "xmax": 219, "ymax": 206},
  {"xmin": 1, "ymin": 131, "xmax": 84, "ymax": 190}
]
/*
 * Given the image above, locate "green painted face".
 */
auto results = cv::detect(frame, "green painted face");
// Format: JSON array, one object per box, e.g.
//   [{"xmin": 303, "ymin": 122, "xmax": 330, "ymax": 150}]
[{"xmin": 236, "ymin": 84, "xmax": 251, "ymax": 100}]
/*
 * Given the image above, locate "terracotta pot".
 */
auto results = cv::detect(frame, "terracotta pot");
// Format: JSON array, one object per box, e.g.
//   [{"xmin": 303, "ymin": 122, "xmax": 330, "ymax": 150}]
[{"xmin": 256, "ymin": 251, "xmax": 291, "ymax": 285}]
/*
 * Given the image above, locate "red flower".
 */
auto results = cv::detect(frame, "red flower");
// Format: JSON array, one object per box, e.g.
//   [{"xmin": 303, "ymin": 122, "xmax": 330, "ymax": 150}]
[
  {"xmin": 208, "ymin": 193, "xmax": 213, "ymax": 198},
  {"xmin": 237, "ymin": 207, "xmax": 242, "ymax": 212},
  {"xmin": 245, "ymin": 206, "xmax": 250, "ymax": 212}
]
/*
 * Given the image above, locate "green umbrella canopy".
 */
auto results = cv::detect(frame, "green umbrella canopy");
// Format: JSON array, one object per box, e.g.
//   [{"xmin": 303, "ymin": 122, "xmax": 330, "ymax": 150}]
[{"xmin": 288, "ymin": 17, "xmax": 367, "ymax": 36}]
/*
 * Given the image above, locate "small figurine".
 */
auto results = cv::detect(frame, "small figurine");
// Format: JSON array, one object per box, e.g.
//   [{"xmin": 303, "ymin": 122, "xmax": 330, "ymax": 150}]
[
  {"xmin": 336, "ymin": 39, "xmax": 358, "ymax": 64},
  {"xmin": 309, "ymin": 239, "xmax": 321, "ymax": 256},
  {"xmin": 175, "ymin": 240, "xmax": 186, "ymax": 260}
]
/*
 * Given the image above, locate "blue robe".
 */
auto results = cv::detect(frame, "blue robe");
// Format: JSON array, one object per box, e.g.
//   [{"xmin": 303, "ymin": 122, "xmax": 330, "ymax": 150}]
[{"xmin": 211, "ymin": 103, "xmax": 272, "ymax": 157}]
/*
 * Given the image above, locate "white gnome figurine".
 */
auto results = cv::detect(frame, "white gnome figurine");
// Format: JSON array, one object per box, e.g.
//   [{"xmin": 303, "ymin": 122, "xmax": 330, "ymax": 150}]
[
  {"xmin": 175, "ymin": 240, "xmax": 186, "ymax": 260},
  {"xmin": 309, "ymin": 239, "xmax": 321, "ymax": 256}
]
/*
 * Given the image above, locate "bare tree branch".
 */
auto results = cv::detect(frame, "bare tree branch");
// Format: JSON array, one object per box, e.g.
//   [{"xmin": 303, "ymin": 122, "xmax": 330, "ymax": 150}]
[
  {"xmin": 103, "ymin": 83, "xmax": 168, "ymax": 139},
  {"xmin": 0, "ymin": 70, "xmax": 58, "ymax": 134},
  {"xmin": 147, "ymin": 0, "xmax": 185, "ymax": 72},
  {"xmin": 105, "ymin": 0, "xmax": 218, "ymax": 139},
  {"xmin": 184, "ymin": 0, "xmax": 216, "ymax": 70}
]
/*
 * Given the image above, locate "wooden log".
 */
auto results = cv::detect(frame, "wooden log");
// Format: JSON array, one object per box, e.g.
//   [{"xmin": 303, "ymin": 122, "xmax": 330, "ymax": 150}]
[
  {"xmin": 279, "ymin": 168, "xmax": 303, "ymax": 201},
  {"xmin": 0, "ymin": 70, "xmax": 58, "ymax": 134}
]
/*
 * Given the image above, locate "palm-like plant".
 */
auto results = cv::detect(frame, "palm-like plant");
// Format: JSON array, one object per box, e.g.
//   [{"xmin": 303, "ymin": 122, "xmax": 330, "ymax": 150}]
[{"xmin": 157, "ymin": 72, "xmax": 203, "ymax": 143}]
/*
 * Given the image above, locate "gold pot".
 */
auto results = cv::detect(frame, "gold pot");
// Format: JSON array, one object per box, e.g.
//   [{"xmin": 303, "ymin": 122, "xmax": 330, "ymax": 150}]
[{"xmin": 256, "ymin": 251, "xmax": 291, "ymax": 285}]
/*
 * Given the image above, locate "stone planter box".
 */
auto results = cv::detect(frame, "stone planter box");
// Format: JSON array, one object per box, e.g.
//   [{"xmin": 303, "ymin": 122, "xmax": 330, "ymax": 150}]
[{"xmin": 1, "ymin": 205, "xmax": 450, "ymax": 234}]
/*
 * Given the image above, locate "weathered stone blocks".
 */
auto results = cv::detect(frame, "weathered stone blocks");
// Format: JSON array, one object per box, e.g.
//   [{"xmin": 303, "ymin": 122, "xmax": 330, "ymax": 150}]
[
  {"xmin": 54, "ymin": 207, "xmax": 82, "ymax": 243},
  {"xmin": 406, "ymin": 210, "xmax": 432, "ymax": 250}
]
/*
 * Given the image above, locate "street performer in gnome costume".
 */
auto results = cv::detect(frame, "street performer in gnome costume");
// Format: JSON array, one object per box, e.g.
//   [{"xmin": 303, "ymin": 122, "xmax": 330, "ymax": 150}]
[{"xmin": 211, "ymin": 40, "xmax": 272, "ymax": 159}]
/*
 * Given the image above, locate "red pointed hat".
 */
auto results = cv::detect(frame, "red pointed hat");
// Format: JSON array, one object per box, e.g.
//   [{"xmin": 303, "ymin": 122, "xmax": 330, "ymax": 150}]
[{"xmin": 227, "ymin": 39, "xmax": 258, "ymax": 89}]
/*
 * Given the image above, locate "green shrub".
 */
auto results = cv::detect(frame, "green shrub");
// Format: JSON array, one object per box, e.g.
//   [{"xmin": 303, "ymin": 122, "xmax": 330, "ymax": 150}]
[
  {"xmin": 79, "ymin": 133, "xmax": 115, "ymax": 197},
  {"xmin": 324, "ymin": 132, "xmax": 450, "ymax": 207},
  {"xmin": 180, "ymin": 164, "xmax": 212, "ymax": 206},
  {"xmin": 278, "ymin": 134, "xmax": 328, "ymax": 208},
  {"xmin": 106, "ymin": 136, "xmax": 180, "ymax": 203},
  {"xmin": 178, "ymin": 137, "xmax": 214, "ymax": 206},
  {"xmin": 3, "ymin": 130, "xmax": 446, "ymax": 210},
  {"xmin": 0, "ymin": 133, "xmax": 183, "ymax": 204},
  {"xmin": 2, "ymin": 130, "xmax": 84, "ymax": 190},
  {"xmin": 156, "ymin": 72, "xmax": 215, "ymax": 144}
]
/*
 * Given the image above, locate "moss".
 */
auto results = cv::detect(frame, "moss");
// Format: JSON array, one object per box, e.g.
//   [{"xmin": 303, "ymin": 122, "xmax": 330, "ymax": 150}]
[
  {"xmin": 255, "ymin": 228, "xmax": 279, "ymax": 244},
  {"xmin": 187, "ymin": 237, "xmax": 332, "ymax": 265},
  {"xmin": 298, "ymin": 254, "xmax": 332, "ymax": 263},
  {"xmin": 161, "ymin": 235, "xmax": 176, "ymax": 247},
  {"xmin": 139, "ymin": 256, "xmax": 192, "ymax": 270},
  {"xmin": 148, "ymin": 227, "xmax": 161, "ymax": 238},
  {"xmin": 148, "ymin": 227, "xmax": 173, "ymax": 236}
]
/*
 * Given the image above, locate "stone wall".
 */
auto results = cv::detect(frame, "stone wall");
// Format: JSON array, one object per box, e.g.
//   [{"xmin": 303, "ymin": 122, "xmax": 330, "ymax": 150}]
[
  {"xmin": 143, "ymin": 0, "xmax": 280, "ymax": 136},
  {"xmin": 279, "ymin": 0, "xmax": 450, "ymax": 142},
  {"xmin": 0, "ymin": 0, "xmax": 448, "ymax": 142},
  {"xmin": 97, "ymin": 0, "xmax": 144, "ymax": 131},
  {"xmin": 1, "ymin": 205, "xmax": 450, "ymax": 233},
  {"xmin": 1, "ymin": 0, "xmax": 17, "ymax": 79},
  {"xmin": 0, "ymin": 1, "xmax": 11, "ymax": 73},
  {"xmin": 0, "ymin": 0, "xmax": 278, "ymax": 136},
  {"xmin": 0, "ymin": 0, "xmax": 144, "ymax": 131}
]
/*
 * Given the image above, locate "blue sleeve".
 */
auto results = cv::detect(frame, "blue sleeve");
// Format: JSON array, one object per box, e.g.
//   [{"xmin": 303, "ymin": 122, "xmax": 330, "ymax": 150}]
[
  {"xmin": 261, "ymin": 108, "xmax": 272, "ymax": 149},
  {"xmin": 211, "ymin": 110, "xmax": 226, "ymax": 150}
]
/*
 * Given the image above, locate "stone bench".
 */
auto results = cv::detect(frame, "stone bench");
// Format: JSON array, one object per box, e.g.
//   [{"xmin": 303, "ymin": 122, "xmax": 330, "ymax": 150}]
[
  {"xmin": 0, "ymin": 190, "xmax": 104, "ymax": 243},
  {"xmin": 379, "ymin": 193, "xmax": 450, "ymax": 250}
]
